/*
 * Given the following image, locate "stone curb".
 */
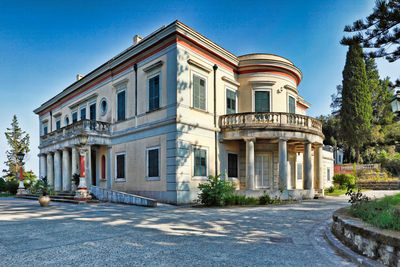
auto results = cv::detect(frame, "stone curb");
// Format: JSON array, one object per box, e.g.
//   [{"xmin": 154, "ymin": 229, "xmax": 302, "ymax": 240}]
[{"xmin": 324, "ymin": 222, "xmax": 383, "ymax": 267}]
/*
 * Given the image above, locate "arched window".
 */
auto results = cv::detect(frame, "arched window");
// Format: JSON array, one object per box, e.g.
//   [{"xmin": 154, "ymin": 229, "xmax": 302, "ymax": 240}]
[{"xmin": 101, "ymin": 155, "xmax": 106, "ymax": 179}]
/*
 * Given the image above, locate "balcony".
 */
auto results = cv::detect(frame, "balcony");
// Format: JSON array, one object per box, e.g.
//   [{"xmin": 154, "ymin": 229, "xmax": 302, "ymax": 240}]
[
  {"xmin": 40, "ymin": 119, "xmax": 111, "ymax": 148},
  {"xmin": 219, "ymin": 112, "xmax": 323, "ymax": 138}
]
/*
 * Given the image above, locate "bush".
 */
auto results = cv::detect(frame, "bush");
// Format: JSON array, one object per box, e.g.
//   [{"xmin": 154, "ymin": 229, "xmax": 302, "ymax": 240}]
[
  {"xmin": 333, "ymin": 174, "xmax": 356, "ymax": 187},
  {"xmin": 259, "ymin": 194, "xmax": 271, "ymax": 205},
  {"xmin": 7, "ymin": 180, "xmax": 18, "ymax": 194},
  {"xmin": 198, "ymin": 175, "xmax": 235, "ymax": 206},
  {"xmin": 0, "ymin": 179, "xmax": 7, "ymax": 192},
  {"xmin": 245, "ymin": 197, "xmax": 258, "ymax": 205},
  {"xmin": 327, "ymin": 186, "xmax": 335, "ymax": 193}
]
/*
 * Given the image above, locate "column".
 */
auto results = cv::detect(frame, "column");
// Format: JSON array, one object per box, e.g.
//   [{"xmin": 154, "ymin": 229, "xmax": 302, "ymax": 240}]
[
  {"xmin": 314, "ymin": 146, "xmax": 323, "ymax": 192},
  {"xmin": 46, "ymin": 153, "xmax": 54, "ymax": 188},
  {"xmin": 39, "ymin": 154, "xmax": 47, "ymax": 179},
  {"xmin": 85, "ymin": 145, "xmax": 92, "ymax": 188},
  {"xmin": 245, "ymin": 138, "xmax": 255, "ymax": 190},
  {"xmin": 54, "ymin": 150, "xmax": 62, "ymax": 191},
  {"xmin": 303, "ymin": 142, "xmax": 313, "ymax": 189},
  {"xmin": 279, "ymin": 138, "xmax": 288, "ymax": 190},
  {"xmin": 62, "ymin": 148, "xmax": 71, "ymax": 191},
  {"xmin": 107, "ymin": 146, "xmax": 112, "ymax": 190},
  {"xmin": 71, "ymin": 147, "xmax": 79, "ymax": 191}
]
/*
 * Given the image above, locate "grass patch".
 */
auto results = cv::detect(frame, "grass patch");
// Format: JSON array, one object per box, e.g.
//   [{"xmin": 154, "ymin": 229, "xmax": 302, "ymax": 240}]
[
  {"xmin": 350, "ymin": 193, "xmax": 400, "ymax": 231},
  {"xmin": 325, "ymin": 187, "xmax": 367, "ymax": 196}
]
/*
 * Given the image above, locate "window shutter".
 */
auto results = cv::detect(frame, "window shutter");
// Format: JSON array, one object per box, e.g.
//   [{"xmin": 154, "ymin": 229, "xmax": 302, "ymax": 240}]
[
  {"xmin": 255, "ymin": 91, "xmax": 270, "ymax": 112},
  {"xmin": 149, "ymin": 76, "xmax": 160, "ymax": 111},
  {"xmin": 289, "ymin": 96, "xmax": 295, "ymax": 114},
  {"xmin": 193, "ymin": 75, "xmax": 200, "ymax": 109},
  {"xmin": 118, "ymin": 91, "xmax": 125, "ymax": 121},
  {"xmin": 199, "ymin": 78, "xmax": 206, "ymax": 110}
]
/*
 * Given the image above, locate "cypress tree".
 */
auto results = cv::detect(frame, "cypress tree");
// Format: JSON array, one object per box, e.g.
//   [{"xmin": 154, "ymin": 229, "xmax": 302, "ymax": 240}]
[
  {"xmin": 2, "ymin": 115, "xmax": 30, "ymax": 180},
  {"xmin": 340, "ymin": 44, "xmax": 372, "ymax": 163}
]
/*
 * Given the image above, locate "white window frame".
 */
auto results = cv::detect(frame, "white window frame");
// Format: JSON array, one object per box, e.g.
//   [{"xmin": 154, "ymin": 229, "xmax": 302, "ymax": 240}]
[
  {"xmin": 225, "ymin": 86, "xmax": 238, "ymax": 114},
  {"xmin": 42, "ymin": 121, "xmax": 48, "ymax": 136},
  {"xmin": 55, "ymin": 118, "xmax": 61, "ymax": 130},
  {"xmin": 115, "ymin": 85, "xmax": 127, "ymax": 122},
  {"xmin": 192, "ymin": 145, "xmax": 209, "ymax": 180},
  {"xmin": 227, "ymin": 151, "xmax": 239, "ymax": 180},
  {"xmin": 146, "ymin": 71, "xmax": 162, "ymax": 112},
  {"xmin": 191, "ymin": 70, "xmax": 208, "ymax": 112},
  {"xmin": 88, "ymin": 99, "xmax": 97, "ymax": 121},
  {"xmin": 327, "ymin": 168, "xmax": 331, "ymax": 181},
  {"xmin": 287, "ymin": 93, "xmax": 297, "ymax": 114},
  {"xmin": 146, "ymin": 146, "xmax": 161, "ymax": 181},
  {"xmin": 80, "ymin": 104, "xmax": 87, "ymax": 120},
  {"xmin": 72, "ymin": 109, "xmax": 78, "ymax": 123},
  {"xmin": 114, "ymin": 152, "xmax": 126, "ymax": 182},
  {"xmin": 252, "ymin": 86, "xmax": 272, "ymax": 112}
]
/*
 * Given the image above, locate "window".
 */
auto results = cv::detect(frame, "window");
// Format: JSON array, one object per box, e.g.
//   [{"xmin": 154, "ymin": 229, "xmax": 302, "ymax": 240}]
[
  {"xmin": 327, "ymin": 168, "xmax": 331, "ymax": 181},
  {"xmin": 254, "ymin": 91, "xmax": 270, "ymax": 112},
  {"xmin": 72, "ymin": 111, "xmax": 78, "ymax": 123},
  {"xmin": 117, "ymin": 90, "xmax": 126, "ymax": 121},
  {"xmin": 89, "ymin": 103, "xmax": 96, "ymax": 121},
  {"xmin": 228, "ymin": 153, "xmax": 238, "ymax": 178},
  {"xmin": 115, "ymin": 153, "xmax": 125, "ymax": 180},
  {"xmin": 297, "ymin": 163, "xmax": 303, "ymax": 180},
  {"xmin": 43, "ymin": 123, "xmax": 48, "ymax": 135},
  {"xmin": 101, "ymin": 155, "xmax": 106, "ymax": 179},
  {"xmin": 226, "ymin": 89, "xmax": 237, "ymax": 114},
  {"xmin": 289, "ymin": 95, "xmax": 296, "ymax": 114},
  {"xmin": 193, "ymin": 148, "xmax": 207, "ymax": 177},
  {"xmin": 80, "ymin": 107, "xmax": 86, "ymax": 120},
  {"xmin": 147, "ymin": 147, "xmax": 160, "ymax": 180},
  {"xmin": 99, "ymin": 98, "xmax": 108, "ymax": 116},
  {"xmin": 56, "ymin": 119, "xmax": 61, "ymax": 130},
  {"xmin": 64, "ymin": 116, "xmax": 69, "ymax": 126},
  {"xmin": 148, "ymin": 75, "xmax": 160, "ymax": 111},
  {"xmin": 193, "ymin": 74, "xmax": 206, "ymax": 110}
]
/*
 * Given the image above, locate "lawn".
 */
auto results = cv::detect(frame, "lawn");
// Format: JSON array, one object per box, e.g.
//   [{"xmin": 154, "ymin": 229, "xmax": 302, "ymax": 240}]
[
  {"xmin": 0, "ymin": 193, "xmax": 14, "ymax": 197},
  {"xmin": 324, "ymin": 188, "xmax": 367, "ymax": 196},
  {"xmin": 350, "ymin": 193, "xmax": 400, "ymax": 231}
]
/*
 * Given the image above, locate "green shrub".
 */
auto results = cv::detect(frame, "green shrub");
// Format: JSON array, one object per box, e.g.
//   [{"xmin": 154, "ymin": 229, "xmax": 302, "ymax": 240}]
[
  {"xmin": 333, "ymin": 174, "xmax": 356, "ymax": 186},
  {"xmin": 198, "ymin": 175, "xmax": 235, "ymax": 206},
  {"xmin": 259, "ymin": 194, "xmax": 271, "ymax": 205},
  {"xmin": 0, "ymin": 179, "xmax": 7, "ymax": 192},
  {"xmin": 7, "ymin": 180, "xmax": 18, "ymax": 194},
  {"xmin": 327, "ymin": 186, "xmax": 335, "ymax": 193},
  {"xmin": 245, "ymin": 197, "xmax": 258, "ymax": 205}
]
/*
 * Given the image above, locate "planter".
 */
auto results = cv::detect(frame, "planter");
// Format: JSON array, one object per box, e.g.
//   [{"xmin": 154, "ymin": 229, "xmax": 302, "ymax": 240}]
[{"xmin": 38, "ymin": 195, "xmax": 50, "ymax": 207}]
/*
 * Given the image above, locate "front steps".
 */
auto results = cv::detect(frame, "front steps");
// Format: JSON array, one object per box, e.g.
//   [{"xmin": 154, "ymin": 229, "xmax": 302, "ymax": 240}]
[{"xmin": 16, "ymin": 192, "xmax": 99, "ymax": 204}]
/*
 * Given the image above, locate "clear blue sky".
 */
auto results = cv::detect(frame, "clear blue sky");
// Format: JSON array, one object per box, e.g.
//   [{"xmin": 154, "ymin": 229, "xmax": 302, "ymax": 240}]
[{"xmin": 0, "ymin": 0, "xmax": 399, "ymax": 175}]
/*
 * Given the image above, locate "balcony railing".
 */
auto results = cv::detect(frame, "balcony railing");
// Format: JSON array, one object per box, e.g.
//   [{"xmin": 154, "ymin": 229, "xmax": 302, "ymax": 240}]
[
  {"xmin": 40, "ymin": 119, "xmax": 111, "ymax": 146},
  {"xmin": 219, "ymin": 112, "xmax": 323, "ymax": 135}
]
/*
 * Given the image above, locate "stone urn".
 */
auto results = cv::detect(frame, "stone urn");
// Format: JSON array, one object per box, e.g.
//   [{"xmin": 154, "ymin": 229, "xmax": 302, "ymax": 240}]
[{"xmin": 38, "ymin": 195, "xmax": 50, "ymax": 207}]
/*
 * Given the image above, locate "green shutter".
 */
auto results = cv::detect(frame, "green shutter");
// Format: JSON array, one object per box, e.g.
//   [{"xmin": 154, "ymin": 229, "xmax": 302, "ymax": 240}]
[
  {"xmin": 193, "ymin": 75, "xmax": 206, "ymax": 110},
  {"xmin": 255, "ymin": 91, "xmax": 270, "ymax": 112},
  {"xmin": 226, "ymin": 89, "xmax": 236, "ymax": 114},
  {"xmin": 289, "ymin": 96, "xmax": 295, "ymax": 114}
]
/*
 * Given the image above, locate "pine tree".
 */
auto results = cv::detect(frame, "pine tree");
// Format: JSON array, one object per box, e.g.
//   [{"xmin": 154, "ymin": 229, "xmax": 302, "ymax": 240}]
[
  {"xmin": 340, "ymin": 44, "xmax": 372, "ymax": 163},
  {"xmin": 3, "ymin": 115, "xmax": 30, "ymax": 181}
]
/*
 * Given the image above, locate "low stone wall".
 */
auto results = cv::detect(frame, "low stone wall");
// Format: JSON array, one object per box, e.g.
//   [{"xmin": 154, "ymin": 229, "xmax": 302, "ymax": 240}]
[
  {"xmin": 332, "ymin": 208, "xmax": 400, "ymax": 266},
  {"xmin": 90, "ymin": 186, "xmax": 157, "ymax": 207},
  {"xmin": 356, "ymin": 180, "xmax": 400, "ymax": 190},
  {"xmin": 236, "ymin": 189, "xmax": 314, "ymax": 200}
]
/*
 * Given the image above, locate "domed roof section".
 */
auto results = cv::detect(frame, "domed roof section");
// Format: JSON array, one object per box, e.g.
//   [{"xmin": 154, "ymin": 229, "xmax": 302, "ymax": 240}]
[{"xmin": 238, "ymin": 53, "xmax": 294, "ymax": 65}]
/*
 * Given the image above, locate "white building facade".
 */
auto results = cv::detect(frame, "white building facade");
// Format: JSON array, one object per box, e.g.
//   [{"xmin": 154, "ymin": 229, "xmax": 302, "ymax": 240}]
[{"xmin": 34, "ymin": 21, "xmax": 333, "ymax": 204}]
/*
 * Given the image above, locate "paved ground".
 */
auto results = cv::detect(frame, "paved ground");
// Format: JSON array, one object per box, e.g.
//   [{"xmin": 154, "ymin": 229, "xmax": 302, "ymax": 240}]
[{"xmin": 0, "ymin": 191, "xmax": 399, "ymax": 266}]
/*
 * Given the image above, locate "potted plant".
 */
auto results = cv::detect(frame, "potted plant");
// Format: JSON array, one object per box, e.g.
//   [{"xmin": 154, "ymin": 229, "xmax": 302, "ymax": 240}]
[{"xmin": 38, "ymin": 176, "xmax": 50, "ymax": 207}]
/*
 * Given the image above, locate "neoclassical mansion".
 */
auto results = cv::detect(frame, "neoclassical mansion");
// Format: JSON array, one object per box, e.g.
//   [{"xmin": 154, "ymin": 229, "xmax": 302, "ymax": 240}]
[{"xmin": 34, "ymin": 21, "xmax": 333, "ymax": 204}]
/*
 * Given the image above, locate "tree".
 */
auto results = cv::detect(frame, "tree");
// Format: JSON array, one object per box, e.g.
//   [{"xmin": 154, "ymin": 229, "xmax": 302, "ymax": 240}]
[
  {"xmin": 330, "ymin": 85, "xmax": 342, "ymax": 116},
  {"xmin": 340, "ymin": 44, "xmax": 372, "ymax": 163},
  {"xmin": 341, "ymin": 0, "xmax": 400, "ymax": 63},
  {"xmin": 3, "ymin": 115, "xmax": 30, "ymax": 181}
]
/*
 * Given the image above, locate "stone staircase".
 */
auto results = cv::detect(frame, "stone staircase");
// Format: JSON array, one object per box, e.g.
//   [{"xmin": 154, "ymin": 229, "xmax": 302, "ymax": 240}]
[
  {"xmin": 16, "ymin": 192, "xmax": 99, "ymax": 204},
  {"xmin": 314, "ymin": 189, "xmax": 325, "ymax": 199}
]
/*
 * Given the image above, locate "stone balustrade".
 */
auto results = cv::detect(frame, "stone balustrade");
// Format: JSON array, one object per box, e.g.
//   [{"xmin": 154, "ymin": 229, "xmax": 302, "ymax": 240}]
[
  {"xmin": 40, "ymin": 119, "xmax": 111, "ymax": 146},
  {"xmin": 219, "ymin": 112, "xmax": 323, "ymax": 136}
]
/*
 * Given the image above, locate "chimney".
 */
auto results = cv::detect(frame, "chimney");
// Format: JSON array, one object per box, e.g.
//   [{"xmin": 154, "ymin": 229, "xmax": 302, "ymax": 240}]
[
  {"xmin": 134, "ymin": 35, "xmax": 143, "ymax": 45},
  {"xmin": 76, "ymin": 74, "xmax": 84, "ymax": 81}
]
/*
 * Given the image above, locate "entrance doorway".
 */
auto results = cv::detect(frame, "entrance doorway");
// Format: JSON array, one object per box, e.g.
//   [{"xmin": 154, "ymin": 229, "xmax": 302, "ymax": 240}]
[
  {"xmin": 255, "ymin": 153, "xmax": 272, "ymax": 188},
  {"xmin": 91, "ymin": 149, "xmax": 96, "ymax": 186}
]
